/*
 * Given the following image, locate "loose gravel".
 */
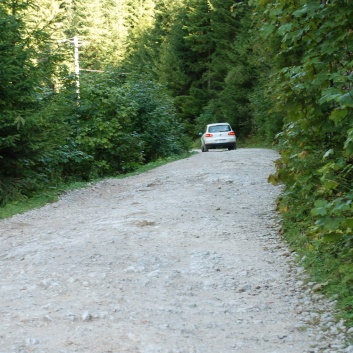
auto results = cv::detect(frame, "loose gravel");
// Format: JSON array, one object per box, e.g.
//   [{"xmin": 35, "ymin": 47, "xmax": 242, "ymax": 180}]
[{"xmin": 0, "ymin": 148, "xmax": 352, "ymax": 353}]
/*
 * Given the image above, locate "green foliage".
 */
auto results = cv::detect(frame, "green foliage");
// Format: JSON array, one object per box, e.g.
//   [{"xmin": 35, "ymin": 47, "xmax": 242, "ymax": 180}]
[
  {"xmin": 0, "ymin": 0, "xmax": 193, "ymax": 206},
  {"xmin": 183, "ymin": 0, "xmax": 241, "ymax": 127},
  {"xmin": 63, "ymin": 0, "xmax": 132, "ymax": 69},
  {"xmin": 249, "ymin": 83, "xmax": 283, "ymax": 143},
  {"xmin": 216, "ymin": 5, "xmax": 255, "ymax": 135},
  {"xmin": 262, "ymin": 0, "xmax": 353, "ymax": 240},
  {"xmin": 259, "ymin": 0, "xmax": 353, "ymax": 324},
  {"xmin": 76, "ymin": 73, "xmax": 141, "ymax": 177},
  {"xmin": 74, "ymin": 70, "xmax": 189, "ymax": 178},
  {"xmin": 0, "ymin": 0, "xmax": 72, "ymax": 204}
]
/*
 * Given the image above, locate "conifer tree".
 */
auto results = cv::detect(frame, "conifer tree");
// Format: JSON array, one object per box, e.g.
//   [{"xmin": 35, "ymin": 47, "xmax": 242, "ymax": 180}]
[
  {"xmin": 0, "ymin": 0, "xmax": 71, "ymax": 204},
  {"xmin": 216, "ymin": 3, "xmax": 257, "ymax": 135},
  {"xmin": 176, "ymin": 0, "xmax": 243, "ymax": 128}
]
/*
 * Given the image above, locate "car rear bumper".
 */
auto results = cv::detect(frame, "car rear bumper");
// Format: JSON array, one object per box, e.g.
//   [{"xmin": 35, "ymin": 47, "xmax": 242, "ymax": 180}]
[{"xmin": 205, "ymin": 141, "xmax": 236, "ymax": 149}]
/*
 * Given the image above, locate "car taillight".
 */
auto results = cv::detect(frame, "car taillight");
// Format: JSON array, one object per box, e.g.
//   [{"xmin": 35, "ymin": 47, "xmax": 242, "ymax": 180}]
[
  {"xmin": 205, "ymin": 133, "xmax": 213, "ymax": 137},
  {"xmin": 228, "ymin": 131, "xmax": 235, "ymax": 136}
]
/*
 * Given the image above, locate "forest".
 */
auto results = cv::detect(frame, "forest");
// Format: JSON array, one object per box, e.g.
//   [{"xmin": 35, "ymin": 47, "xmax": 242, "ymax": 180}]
[{"xmin": 0, "ymin": 0, "xmax": 352, "ymax": 324}]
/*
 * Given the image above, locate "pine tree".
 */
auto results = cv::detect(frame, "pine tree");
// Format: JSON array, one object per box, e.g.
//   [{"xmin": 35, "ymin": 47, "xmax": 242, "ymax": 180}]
[
  {"xmin": 0, "ymin": 0, "xmax": 73, "ymax": 204},
  {"xmin": 216, "ymin": 3, "xmax": 257, "ymax": 135},
  {"xmin": 175, "ymin": 0, "xmax": 242, "ymax": 128}
]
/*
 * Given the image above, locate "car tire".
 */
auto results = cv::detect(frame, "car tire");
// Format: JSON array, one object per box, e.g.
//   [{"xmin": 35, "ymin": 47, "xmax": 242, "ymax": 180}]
[
  {"xmin": 228, "ymin": 143, "xmax": 237, "ymax": 151},
  {"xmin": 202, "ymin": 145, "xmax": 208, "ymax": 152}
]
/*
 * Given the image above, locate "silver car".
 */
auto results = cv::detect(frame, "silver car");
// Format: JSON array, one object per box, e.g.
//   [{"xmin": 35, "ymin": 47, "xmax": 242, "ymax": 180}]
[{"xmin": 200, "ymin": 123, "xmax": 236, "ymax": 152}]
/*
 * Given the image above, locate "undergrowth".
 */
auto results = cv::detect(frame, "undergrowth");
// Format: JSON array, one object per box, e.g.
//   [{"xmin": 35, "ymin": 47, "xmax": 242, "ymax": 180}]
[
  {"xmin": 278, "ymin": 196, "xmax": 353, "ymax": 329},
  {"xmin": 241, "ymin": 135, "xmax": 277, "ymax": 149}
]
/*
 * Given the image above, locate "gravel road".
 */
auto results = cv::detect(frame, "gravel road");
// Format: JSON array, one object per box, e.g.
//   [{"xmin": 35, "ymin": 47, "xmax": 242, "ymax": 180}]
[{"xmin": 1, "ymin": 148, "xmax": 352, "ymax": 353}]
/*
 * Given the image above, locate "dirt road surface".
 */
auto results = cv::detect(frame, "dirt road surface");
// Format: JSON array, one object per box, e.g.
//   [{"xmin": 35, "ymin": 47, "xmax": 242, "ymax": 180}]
[{"xmin": 1, "ymin": 149, "xmax": 352, "ymax": 353}]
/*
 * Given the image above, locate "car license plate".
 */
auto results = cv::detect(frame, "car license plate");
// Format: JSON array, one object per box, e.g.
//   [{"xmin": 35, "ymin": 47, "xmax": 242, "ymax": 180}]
[{"xmin": 216, "ymin": 139, "xmax": 226, "ymax": 142}]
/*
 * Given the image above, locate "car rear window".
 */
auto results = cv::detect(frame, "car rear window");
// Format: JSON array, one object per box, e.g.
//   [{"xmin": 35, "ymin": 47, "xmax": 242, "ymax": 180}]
[{"xmin": 208, "ymin": 125, "xmax": 231, "ymax": 133}]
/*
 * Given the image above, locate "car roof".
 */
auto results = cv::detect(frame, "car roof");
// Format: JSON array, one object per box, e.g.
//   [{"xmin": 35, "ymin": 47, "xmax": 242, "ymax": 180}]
[{"xmin": 207, "ymin": 123, "xmax": 230, "ymax": 126}]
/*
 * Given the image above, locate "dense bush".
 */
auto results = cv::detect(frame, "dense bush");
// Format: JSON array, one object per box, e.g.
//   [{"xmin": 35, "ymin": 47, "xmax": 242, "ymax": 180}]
[
  {"xmin": 261, "ymin": 0, "xmax": 353, "ymax": 322},
  {"xmin": 75, "ymin": 71, "xmax": 190, "ymax": 178}
]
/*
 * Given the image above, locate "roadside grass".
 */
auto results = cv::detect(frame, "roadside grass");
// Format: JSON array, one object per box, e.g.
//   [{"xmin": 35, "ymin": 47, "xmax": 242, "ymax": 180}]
[
  {"xmin": 0, "ymin": 152, "xmax": 194, "ymax": 220},
  {"xmin": 280, "ymin": 207, "xmax": 353, "ymax": 331},
  {"xmin": 240, "ymin": 135, "xmax": 277, "ymax": 149},
  {"xmin": 0, "ymin": 183, "xmax": 87, "ymax": 220},
  {"xmin": 191, "ymin": 139, "xmax": 201, "ymax": 149}
]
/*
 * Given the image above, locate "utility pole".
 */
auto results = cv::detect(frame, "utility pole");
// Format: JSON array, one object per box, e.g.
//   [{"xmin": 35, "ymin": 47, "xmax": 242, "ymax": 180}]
[
  {"xmin": 57, "ymin": 36, "xmax": 86, "ymax": 98},
  {"xmin": 57, "ymin": 36, "xmax": 101, "ymax": 99},
  {"xmin": 73, "ymin": 35, "xmax": 80, "ymax": 98}
]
